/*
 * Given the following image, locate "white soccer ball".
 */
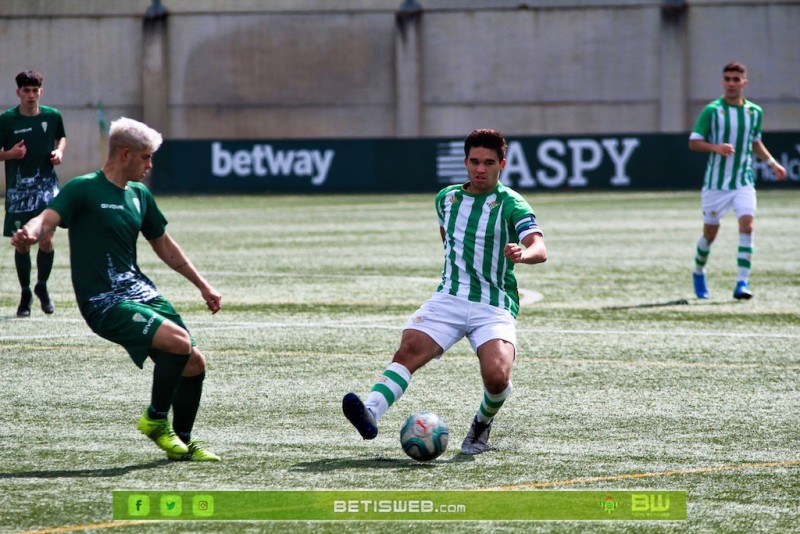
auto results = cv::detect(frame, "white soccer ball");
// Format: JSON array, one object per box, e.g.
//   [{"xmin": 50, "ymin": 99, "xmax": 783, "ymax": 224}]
[{"xmin": 400, "ymin": 411, "xmax": 449, "ymax": 462}]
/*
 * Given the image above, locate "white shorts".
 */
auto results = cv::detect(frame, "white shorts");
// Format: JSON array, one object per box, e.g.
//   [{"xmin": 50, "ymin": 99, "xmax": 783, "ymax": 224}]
[
  {"xmin": 701, "ymin": 186, "xmax": 757, "ymax": 225},
  {"xmin": 404, "ymin": 292, "xmax": 517, "ymax": 356}
]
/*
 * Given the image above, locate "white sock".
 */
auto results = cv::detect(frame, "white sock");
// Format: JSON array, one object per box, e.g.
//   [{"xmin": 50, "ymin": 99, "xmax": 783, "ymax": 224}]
[
  {"xmin": 365, "ymin": 362, "xmax": 411, "ymax": 421},
  {"xmin": 737, "ymin": 233, "xmax": 753, "ymax": 282},
  {"xmin": 476, "ymin": 382, "xmax": 512, "ymax": 424}
]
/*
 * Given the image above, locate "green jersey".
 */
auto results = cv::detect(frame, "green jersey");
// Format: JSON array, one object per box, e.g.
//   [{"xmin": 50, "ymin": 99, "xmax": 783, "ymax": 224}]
[
  {"xmin": 435, "ymin": 182, "xmax": 542, "ymax": 318},
  {"xmin": 690, "ymin": 97, "xmax": 763, "ymax": 190},
  {"xmin": 47, "ymin": 171, "xmax": 167, "ymax": 319},
  {"xmin": 1, "ymin": 105, "xmax": 66, "ymax": 221}
]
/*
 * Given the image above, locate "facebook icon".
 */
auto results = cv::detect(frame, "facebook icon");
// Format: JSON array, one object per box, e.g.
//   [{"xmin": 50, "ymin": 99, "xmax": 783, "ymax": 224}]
[{"xmin": 128, "ymin": 495, "xmax": 150, "ymax": 516}]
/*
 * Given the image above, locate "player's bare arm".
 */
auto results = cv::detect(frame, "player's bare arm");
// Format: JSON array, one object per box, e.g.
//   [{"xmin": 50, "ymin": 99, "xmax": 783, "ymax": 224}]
[
  {"xmin": 10, "ymin": 208, "xmax": 61, "ymax": 248},
  {"xmin": 689, "ymin": 138, "xmax": 735, "ymax": 156},
  {"xmin": 0, "ymin": 139, "xmax": 26, "ymax": 161},
  {"xmin": 50, "ymin": 137, "xmax": 67, "ymax": 165},
  {"xmin": 148, "ymin": 232, "xmax": 222, "ymax": 314},
  {"xmin": 504, "ymin": 233, "xmax": 547, "ymax": 265},
  {"xmin": 752, "ymin": 140, "xmax": 787, "ymax": 180}
]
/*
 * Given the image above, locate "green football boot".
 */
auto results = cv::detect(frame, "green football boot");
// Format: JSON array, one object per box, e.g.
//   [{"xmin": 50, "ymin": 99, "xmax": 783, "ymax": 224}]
[
  {"xmin": 167, "ymin": 440, "xmax": 221, "ymax": 462},
  {"xmin": 137, "ymin": 411, "xmax": 189, "ymax": 455}
]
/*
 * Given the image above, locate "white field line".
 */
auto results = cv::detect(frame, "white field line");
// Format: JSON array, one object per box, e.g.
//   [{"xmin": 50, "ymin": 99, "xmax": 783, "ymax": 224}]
[{"xmin": 2, "ymin": 317, "xmax": 799, "ymax": 341}]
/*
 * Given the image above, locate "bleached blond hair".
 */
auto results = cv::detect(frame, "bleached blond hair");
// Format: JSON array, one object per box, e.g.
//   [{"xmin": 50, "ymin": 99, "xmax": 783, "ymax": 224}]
[{"xmin": 108, "ymin": 117, "xmax": 163, "ymax": 156}]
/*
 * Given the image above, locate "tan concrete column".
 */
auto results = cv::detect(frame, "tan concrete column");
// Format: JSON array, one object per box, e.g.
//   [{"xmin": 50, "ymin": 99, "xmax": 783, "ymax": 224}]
[
  {"xmin": 142, "ymin": 0, "xmax": 169, "ymax": 136},
  {"xmin": 395, "ymin": 0, "xmax": 422, "ymax": 137},
  {"xmin": 659, "ymin": 1, "xmax": 688, "ymax": 133}
]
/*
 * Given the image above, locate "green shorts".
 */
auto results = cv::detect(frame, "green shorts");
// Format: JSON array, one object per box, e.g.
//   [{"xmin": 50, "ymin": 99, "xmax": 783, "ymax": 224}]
[
  {"xmin": 87, "ymin": 296, "xmax": 196, "ymax": 369},
  {"xmin": 4, "ymin": 208, "xmax": 47, "ymax": 237}
]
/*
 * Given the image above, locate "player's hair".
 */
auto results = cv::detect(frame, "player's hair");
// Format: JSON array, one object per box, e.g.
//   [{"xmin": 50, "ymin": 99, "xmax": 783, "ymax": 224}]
[
  {"xmin": 464, "ymin": 128, "xmax": 507, "ymax": 161},
  {"xmin": 723, "ymin": 62, "xmax": 747, "ymax": 77},
  {"xmin": 15, "ymin": 71, "xmax": 43, "ymax": 88},
  {"xmin": 107, "ymin": 117, "xmax": 163, "ymax": 156}
]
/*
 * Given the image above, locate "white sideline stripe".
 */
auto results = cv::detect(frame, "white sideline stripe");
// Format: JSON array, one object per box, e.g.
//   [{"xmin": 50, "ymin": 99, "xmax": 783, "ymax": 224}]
[
  {"xmin": 2, "ymin": 320, "xmax": 799, "ymax": 341},
  {"xmin": 192, "ymin": 325, "xmax": 800, "ymax": 340},
  {"xmin": 3, "ymin": 319, "xmax": 800, "ymax": 341}
]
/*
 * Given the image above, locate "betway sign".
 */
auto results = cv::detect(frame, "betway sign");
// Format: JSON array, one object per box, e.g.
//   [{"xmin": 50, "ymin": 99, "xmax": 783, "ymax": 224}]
[
  {"xmin": 149, "ymin": 133, "xmax": 799, "ymax": 193},
  {"xmin": 211, "ymin": 142, "xmax": 334, "ymax": 185}
]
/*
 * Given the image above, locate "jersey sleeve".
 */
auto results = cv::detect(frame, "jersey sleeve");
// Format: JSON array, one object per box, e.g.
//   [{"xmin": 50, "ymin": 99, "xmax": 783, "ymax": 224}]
[
  {"xmin": 55, "ymin": 112, "xmax": 66, "ymax": 140},
  {"xmin": 752, "ymin": 104, "xmax": 763, "ymax": 143},
  {"xmin": 138, "ymin": 186, "xmax": 168, "ymax": 240},
  {"xmin": 691, "ymin": 105, "xmax": 714, "ymax": 140},
  {"xmin": 434, "ymin": 187, "xmax": 450, "ymax": 227},
  {"xmin": 47, "ymin": 176, "xmax": 83, "ymax": 227},
  {"xmin": 508, "ymin": 194, "xmax": 542, "ymax": 241}
]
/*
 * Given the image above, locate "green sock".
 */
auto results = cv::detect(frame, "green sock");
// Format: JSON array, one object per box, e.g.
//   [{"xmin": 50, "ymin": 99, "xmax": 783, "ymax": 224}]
[
  {"xmin": 14, "ymin": 251, "xmax": 31, "ymax": 289},
  {"xmin": 37, "ymin": 249, "xmax": 55, "ymax": 283},
  {"xmin": 476, "ymin": 382, "xmax": 512, "ymax": 424},
  {"xmin": 172, "ymin": 372, "xmax": 206, "ymax": 443},
  {"xmin": 149, "ymin": 351, "xmax": 190, "ymax": 417}
]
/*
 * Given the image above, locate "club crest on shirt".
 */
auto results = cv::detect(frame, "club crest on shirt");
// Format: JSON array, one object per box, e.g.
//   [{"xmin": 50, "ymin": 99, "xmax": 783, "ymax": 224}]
[
  {"xmin": 485, "ymin": 200, "xmax": 500, "ymax": 211},
  {"xmin": 41, "ymin": 122, "xmax": 47, "ymax": 133}
]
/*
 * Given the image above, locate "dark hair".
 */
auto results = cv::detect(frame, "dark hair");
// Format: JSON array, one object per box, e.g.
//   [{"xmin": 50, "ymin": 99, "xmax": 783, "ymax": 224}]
[
  {"xmin": 15, "ymin": 70, "xmax": 43, "ymax": 88},
  {"xmin": 723, "ymin": 62, "xmax": 747, "ymax": 77},
  {"xmin": 464, "ymin": 128, "xmax": 508, "ymax": 161}
]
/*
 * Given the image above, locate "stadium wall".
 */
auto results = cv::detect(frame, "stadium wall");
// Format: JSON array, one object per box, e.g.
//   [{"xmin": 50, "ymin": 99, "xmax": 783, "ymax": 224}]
[{"xmin": 0, "ymin": 0, "xmax": 798, "ymax": 191}]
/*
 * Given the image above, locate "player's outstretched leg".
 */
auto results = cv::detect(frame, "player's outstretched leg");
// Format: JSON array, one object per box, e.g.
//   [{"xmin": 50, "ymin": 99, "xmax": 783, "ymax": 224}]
[{"xmin": 342, "ymin": 392, "xmax": 378, "ymax": 440}]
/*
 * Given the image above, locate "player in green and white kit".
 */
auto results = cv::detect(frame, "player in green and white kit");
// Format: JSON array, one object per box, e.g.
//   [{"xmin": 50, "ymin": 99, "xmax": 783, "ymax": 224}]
[
  {"xmin": 12, "ymin": 117, "xmax": 221, "ymax": 461},
  {"xmin": 343, "ymin": 129, "xmax": 547, "ymax": 454},
  {"xmin": 689, "ymin": 62, "xmax": 786, "ymax": 300},
  {"xmin": 0, "ymin": 71, "xmax": 67, "ymax": 316}
]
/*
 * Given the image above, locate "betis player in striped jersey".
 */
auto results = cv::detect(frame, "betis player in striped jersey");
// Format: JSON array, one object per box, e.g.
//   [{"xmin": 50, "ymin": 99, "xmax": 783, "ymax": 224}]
[
  {"xmin": 689, "ymin": 62, "xmax": 786, "ymax": 300},
  {"xmin": 343, "ymin": 129, "xmax": 547, "ymax": 454}
]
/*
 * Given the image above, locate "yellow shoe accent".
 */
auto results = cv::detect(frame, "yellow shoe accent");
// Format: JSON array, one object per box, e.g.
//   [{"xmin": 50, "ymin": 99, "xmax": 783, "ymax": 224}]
[
  {"xmin": 137, "ymin": 411, "xmax": 188, "ymax": 455},
  {"xmin": 167, "ymin": 440, "xmax": 221, "ymax": 462}
]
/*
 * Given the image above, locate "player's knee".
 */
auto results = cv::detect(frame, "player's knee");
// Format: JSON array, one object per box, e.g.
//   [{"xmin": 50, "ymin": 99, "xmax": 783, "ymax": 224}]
[
  {"xmin": 184, "ymin": 349, "xmax": 207, "ymax": 376},
  {"xmin": 484, "ymin": 372, "xmax": 510, "ymax": 395},
  {"xmin": 168, "ymin": 331, "xmax": 193, "ymax": 356}
]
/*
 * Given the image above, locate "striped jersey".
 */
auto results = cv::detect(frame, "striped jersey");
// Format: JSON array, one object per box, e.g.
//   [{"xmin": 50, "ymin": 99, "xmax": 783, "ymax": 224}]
[
  {"xmin": 434, "ymin": 182, "xmax": 542, "ymax": 318},
  {"xmin": 690, "ymin": 97, "xmax": 763, "ymax": 190}
]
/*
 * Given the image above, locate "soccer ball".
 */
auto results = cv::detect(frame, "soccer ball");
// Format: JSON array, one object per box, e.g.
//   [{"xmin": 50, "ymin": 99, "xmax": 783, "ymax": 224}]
[{"xmin": 400, "ymin": 411, "xmax": 449, "ymax": 462}]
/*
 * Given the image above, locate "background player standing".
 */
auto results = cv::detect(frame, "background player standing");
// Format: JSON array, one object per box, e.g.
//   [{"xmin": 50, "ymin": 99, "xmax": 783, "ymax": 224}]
[
  {"xmin": 689, "ymin": 62, "xmax": 787, "ymax": 300},
  {"xmin": 0, "ymin": 70, "xmax": 67, "ymax": 316}
]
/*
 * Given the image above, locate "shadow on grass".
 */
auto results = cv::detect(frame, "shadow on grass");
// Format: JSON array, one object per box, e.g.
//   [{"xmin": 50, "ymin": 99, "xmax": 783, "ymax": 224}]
[
  {"xmin": 0, "ymin": 460, "xmax": 169, "ymax": 479},
  {"xmin": 292, "ymin": 453, "xmax": 475, "ymax": 472},
  {"xmin": 602, "ymin": 299, "xmax": 690, "ymax": 310},
  {"xmin": 603, "ymin": 298, "xmax": 753, "ymax": 310}
]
